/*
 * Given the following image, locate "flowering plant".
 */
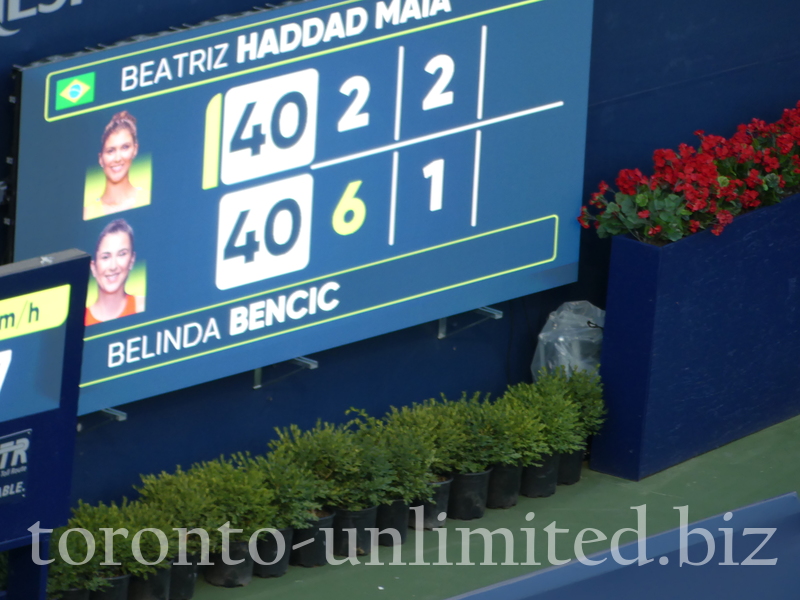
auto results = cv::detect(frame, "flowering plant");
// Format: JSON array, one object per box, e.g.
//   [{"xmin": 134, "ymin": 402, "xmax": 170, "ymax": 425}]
[{"xmin": 580, "ymin": 101, "xmax": 800, "ymax": 243}]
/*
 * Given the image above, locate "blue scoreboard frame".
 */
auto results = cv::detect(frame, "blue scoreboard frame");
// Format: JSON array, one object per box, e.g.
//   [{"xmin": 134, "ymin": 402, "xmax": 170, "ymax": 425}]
[
  {"xmin": 12, "ymin": 0, "xmax": 593, "ymax": 414},
  {"xmin": 0, "ymin": 250, "xmax": 89, "ymax": 598}
]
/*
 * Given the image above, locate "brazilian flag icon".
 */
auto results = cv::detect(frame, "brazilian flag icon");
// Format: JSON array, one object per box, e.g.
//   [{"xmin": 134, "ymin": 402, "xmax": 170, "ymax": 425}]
[{"xmin": 55, "ymin": 72, "xmax": 95, "ymax": 110}]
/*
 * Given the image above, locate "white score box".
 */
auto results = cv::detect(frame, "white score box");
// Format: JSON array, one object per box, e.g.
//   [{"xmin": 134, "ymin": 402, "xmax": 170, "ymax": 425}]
[
  {"xmin": 216, "ymin": 174, "xmax": 313, "ymax": 290},
  {"xmin": 220, "ymin": 69, "xmax": 319, "ymax": 185}
]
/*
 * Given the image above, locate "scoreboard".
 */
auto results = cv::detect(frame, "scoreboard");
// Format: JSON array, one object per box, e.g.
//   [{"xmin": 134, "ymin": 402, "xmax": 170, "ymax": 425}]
[{"xmin": 12, "ymin": 0, "xmax": 593, "ymax": 414}]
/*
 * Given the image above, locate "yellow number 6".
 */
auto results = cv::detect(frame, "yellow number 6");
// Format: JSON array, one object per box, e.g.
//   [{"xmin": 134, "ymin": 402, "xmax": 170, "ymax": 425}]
[{"xmin": 332, "ymin": 180, "xmax": 366, "ymax": 236}]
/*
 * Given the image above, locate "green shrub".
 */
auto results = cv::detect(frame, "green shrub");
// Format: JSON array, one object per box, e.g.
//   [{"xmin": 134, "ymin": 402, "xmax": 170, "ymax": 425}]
[
  {"xmin": 137, "ymin": 466, "xmax": 213, "ymax": 557},
  {"xmin": 47, "ymin": 526, "xmax": 109, "ymax": 597},
  {"xmin": 565, "ymin": 368, "xmax": 606, "ymax": 438},
  {"xmin": 67, "ymin": 498, "xmax": 174, "ymax": 579},
  {"xmin": 378, "ymin": 400, "xmax": 457, "ymax": 479},
  {"xmin": 487, "ymin": 395, "xmax": 548, "ymax": 467},
  {"xmin": 232, "ymin": 451, "xmax": 321, "ymax": 530},
  {"xmin": 378, "ymin": 407, "xmax": 436, "ymax": 503},
  {"xmin": 270, "ymin": 421, "xmax": 393, "ymax": 511},
  {"xmin": 438, "ymin": 393, "xmax": 499, "ymax": 473},
  {"xmin": 504, "ymin": 376, "xmax": 583, "ymax": 455},
  {"xmin": 187, "ymin": 457, "xmax": 277, "ymax": 552}
]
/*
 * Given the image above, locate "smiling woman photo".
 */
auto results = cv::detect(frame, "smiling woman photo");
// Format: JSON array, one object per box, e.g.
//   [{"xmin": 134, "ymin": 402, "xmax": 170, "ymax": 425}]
[
  {"xmin": 83, "ymin": 111, "xmax": 151, "ymax": 220},
  {"xmin": 85, "ymin": 218, "xmax": 146, "ymax": 325}
]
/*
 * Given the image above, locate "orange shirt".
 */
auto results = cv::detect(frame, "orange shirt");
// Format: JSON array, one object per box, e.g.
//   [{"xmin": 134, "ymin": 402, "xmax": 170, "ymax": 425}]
[{"xmin": 85, "ymin": 294, "xmax": 138, "ymax": 326}]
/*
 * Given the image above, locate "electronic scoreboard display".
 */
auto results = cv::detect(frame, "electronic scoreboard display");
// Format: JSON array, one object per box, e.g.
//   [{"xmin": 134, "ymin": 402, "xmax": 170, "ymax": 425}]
[{"xmin": 12, "ymin": 0, "xmax": 593, "ymax": 414}]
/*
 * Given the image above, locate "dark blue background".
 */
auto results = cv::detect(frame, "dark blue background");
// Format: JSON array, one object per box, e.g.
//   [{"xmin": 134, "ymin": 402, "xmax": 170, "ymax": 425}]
[{"xmin": 1, "ymin": 0, "xmax": 800, "ymax": 506}]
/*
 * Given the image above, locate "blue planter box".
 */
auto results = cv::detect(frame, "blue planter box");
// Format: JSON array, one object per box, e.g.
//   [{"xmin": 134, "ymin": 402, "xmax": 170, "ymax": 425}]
[{"xmin": 590, "ymin": 194, "xmax": 800, "ymax": 480}]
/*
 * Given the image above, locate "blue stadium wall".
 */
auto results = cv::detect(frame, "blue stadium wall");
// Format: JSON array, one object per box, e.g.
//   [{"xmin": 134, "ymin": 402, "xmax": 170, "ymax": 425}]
[{"xmin": 1, "ymin": 0, "xmax": 799, "ymax": 504}]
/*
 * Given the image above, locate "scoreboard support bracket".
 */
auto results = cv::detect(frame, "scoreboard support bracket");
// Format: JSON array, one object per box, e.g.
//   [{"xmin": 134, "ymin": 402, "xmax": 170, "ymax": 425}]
[
  {"xmin": 437, "ymin": 307, "xmax": 504, "ymax": 340},
  {"xmin": 253, "ymin": 356, "xmax": 319, "ymax": 390}
]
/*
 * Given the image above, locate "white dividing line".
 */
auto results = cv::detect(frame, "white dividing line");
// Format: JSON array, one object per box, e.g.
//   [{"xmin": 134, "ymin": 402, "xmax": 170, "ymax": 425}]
[
  {"xmin": 471, "ymin": 130, "xmax": 482, "ymax": 227},
  {"xmin": 394, "ymin": 46, "xmax": 405, "ymax": 141},
  {"xmin": 389, "ymin": 151, "xmax": 399, "ymax": 246},
  {"xmin": 311, "ymin": 101, "xmax": 564, "ymax": 170},
  {"xmin": 477, "ymin": 25, "xmax": 488, "ymax": 120}
]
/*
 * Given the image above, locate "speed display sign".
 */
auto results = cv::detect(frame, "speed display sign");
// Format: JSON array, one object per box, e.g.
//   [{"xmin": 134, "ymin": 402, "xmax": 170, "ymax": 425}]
[{"xmin": 12, "ymin": 0, "xmax": 593, "ymax": 414}]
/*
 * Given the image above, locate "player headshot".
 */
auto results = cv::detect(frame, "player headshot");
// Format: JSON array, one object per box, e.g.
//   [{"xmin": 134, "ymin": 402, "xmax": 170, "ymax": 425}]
[
  {"xmin": 83, "ymin": 110, "xmax": 151, "ymax": 220},
  {"xmin": 85, "ymin": 218, "xmax": 146, "ymax": 326}
]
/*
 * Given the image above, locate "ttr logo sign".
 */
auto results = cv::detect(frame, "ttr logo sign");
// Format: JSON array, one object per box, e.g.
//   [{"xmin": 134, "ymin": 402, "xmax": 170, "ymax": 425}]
[
  {"xmin": 0, "ymin": 436, "xmax": 28, "ymax": 469},
  {"xmin": 0, "ymin": 0, "xmax": 82, "ymax": 37}
]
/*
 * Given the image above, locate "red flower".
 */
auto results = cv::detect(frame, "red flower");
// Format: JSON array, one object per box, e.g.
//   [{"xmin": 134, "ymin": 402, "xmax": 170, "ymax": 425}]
[
  {"xmin": 590, "ymin": 192, "xmax": 605, "ymax": 208},
  {"xmin": 777, "ymin": 134, "xmax": 794, "ymax": 155},
  {"xmin": 578, "ymin": 207, "xmax": 591, "ymax": 229},
  {"xmin": 689, "ymin": 220, "xmax": 701, "ymax": 233},
  {"xmin": 637, "ymin": 210, "xmax": 650, "ymax": 219},
  {"xmin": 647, "ymin": 225, "xmax": 662, "ymax": 237},
  {"xmin": 616, "ymin": 168, "xmax": 648, "ymax": 195},
  {"xmin": 717, "ymin": 210, "xmax": 734, "ymax": 226},
  {"xmin": 745, "ymin": 169, "xmax": 762, "ymax": 189}
]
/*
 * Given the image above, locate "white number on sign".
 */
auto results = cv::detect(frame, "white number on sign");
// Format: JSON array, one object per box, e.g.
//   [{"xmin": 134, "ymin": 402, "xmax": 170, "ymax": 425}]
[
  {"xmin": 422, "ymin": 54, "xmax": 455, "ymax": 111},
  {"xmin": 221, "ymin": 69, "xmax": 319, "ymax": 185},
  {"xmin": 338, "ymin": 76, "xmax": 371, "ymax": 132},
  {"xmin": 0, "ymin": 350, "xmax": 11, "ymax": 395},
  {"xmin": 423, "ymin": 159, "xmax": 445, "ymax": 211},
  {"xmin": 216, "ymin": 175, "xmax": 313, "ymax": 290}
]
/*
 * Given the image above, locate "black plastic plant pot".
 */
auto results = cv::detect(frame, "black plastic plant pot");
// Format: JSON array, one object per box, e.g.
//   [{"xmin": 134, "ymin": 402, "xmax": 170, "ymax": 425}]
[
  {"xmin": 90, "ymin": 574, "xmax": 130, "ymax": 600},
  {"xmin": 169, "ymin": 558, "xmax": 199, "ymax": 600},
  {"xmin": 558, "ymin": 448, "xmax": 585, "ymax": 485},
  {"xmin": 57, "ymin": 590, "xmax": 90, "ymax": 600},
  {"xmin": 205, "ymin": 541, "xmax": 253, "ymax": 588},
  {"xmin": 290, "ymin": 512, "xmax": 335, "ymax": 567},
  {"xmin": 486, "ymin": 463, "xmax": 523, "ymax": 509},
  {"xmin": 253, "ymin": 527, "xmax": 293, "ymax": 578},
  {"xmin": 520, "ymin": 453, "xmax": 560, "ymax": 498},
  {"xmin": 448, "ymin": 469, "xmax": 492, "ymax": 520},
  {"xmin": 333, "ymin": 505, "xmax": 378, "ymax": 557},
  {"xmin": 376, "ymin": 499, "xmax": 409, "ymax": 546},
  {"xmin": 409, "ymin": 477, "xmax": 452, "ymax": 530},
  {"xmin": 129, "ymin": 564, "xmax": 171, "ymax": 600}
]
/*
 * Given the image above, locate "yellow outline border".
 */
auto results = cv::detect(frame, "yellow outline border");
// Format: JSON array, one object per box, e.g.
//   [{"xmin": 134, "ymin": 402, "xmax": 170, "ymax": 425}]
[
  {"xmin": 80, "ymin": 214, "xmax": 559, "ymax": 387},
  {"xmin": 45, "ymin": 0, "xmax": 546, "ymax": 122}
]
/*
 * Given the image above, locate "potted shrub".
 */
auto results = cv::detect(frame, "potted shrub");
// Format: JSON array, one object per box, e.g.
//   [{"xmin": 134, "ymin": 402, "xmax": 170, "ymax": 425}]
[
  {"xmin": 580, "ymin": 106, "xmax": 800, "ymax": 480},
  {"xmin": 369, "ymin": 407, "xmax": 436, "ymax": 545},
  {"xmin": 66, "ymin": 500, "xmax": 131, "ymax": 600},
  {"xmin": 268, "ymin": 422, "xmax": 341, "ymax": 565},
  {"xmin": 233, "ymin": 451, "xmax": 320, "ymax": 577},
  {"xmin": 122, "ymin": 500, "xmax": 178, "ymax": 600},
  {"xmin": 559, "ymin": 368, "xmax": 606, "ymax": 484},
  {"xmin": 435, "ymin": 393, "xmax": 498, "ymax": 521},
  {"xmin": 380, "ymin": 401, "xmax": 455, "ymax": 530},
  {"xmin": 484, "ymin": 395, "xmax": 547, "ymax": 508},
  {"xmin": 504, "ymin": 378, "xmax": 582, "ymax": 498},
  {"xmin": 137, "ymin": 466, "xmax": 212, "ymax": 600},
  {"xmin": 46, "ymin": 527, "xmax": 109, "ymax": 600},
  {"xmin": 67, "ymin": 498, "xmax": 173, "ymax": 600},
  {"xmin": 271, "ymin": 420, "xmax": 392, "ymax": 560},
  {"xmin": 187, "ymin": 457, "xmax": 275, "ymax": 587}
]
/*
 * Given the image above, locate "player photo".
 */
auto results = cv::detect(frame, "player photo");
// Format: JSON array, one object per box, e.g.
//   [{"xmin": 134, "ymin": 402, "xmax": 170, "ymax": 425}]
[
  {"xmin": 85, "ymin": 219, "xmax": 146, "ymax": 326},
  {"xmin": 83, "ymin": 110, "xmax": 151, "ymax": 220}
]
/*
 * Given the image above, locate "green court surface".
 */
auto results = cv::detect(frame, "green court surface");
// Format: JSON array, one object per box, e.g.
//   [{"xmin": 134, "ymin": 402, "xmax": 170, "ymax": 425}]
[{"xmin": 193, "ymin": 414, "xmax": 800, "ymax": 600}]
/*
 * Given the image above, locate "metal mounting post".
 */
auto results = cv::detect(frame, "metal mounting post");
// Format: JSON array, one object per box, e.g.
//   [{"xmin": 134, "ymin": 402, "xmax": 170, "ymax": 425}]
[
  {"xmin": 101, "ymin": 408, "xmax": 128, "ymax": 422},
  {"xmin": 253, "ymin": 356, "xmax": 319, "ymax": 389},
  {"xmin": 437, "ymin": 306, "xmax": 503, "ymax": 339}
]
